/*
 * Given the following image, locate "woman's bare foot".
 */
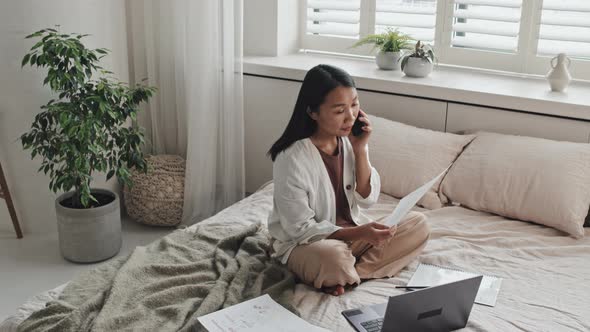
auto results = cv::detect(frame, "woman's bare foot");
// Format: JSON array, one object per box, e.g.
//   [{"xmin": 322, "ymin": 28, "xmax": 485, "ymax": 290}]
[{"xmin": 322, "ymin": 285, "xmax": 345, "ymax": 296}]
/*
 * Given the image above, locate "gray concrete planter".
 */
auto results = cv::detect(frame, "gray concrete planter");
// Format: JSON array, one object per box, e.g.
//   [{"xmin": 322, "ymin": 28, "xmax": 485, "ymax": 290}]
[
  {"xmin": 55, "ymin": 188, "xmax": 121, "ymax": 263},
  {"xmin": 375, "ymin": 51, "xmax": 402, "ymax": 70}
]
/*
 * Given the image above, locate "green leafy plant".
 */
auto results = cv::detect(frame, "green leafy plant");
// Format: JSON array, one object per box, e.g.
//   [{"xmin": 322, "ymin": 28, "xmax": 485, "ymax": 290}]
[
  {"xmin": 351, "ymin": 28, "xmax": 413, "ymax": 53},
  {"xmin": 20, "ymin": 27, "xmax": 156, "ymax": 208},
  {"xmin": 400, "ymin": 40, "xmax": 436, "ymax": 70}
]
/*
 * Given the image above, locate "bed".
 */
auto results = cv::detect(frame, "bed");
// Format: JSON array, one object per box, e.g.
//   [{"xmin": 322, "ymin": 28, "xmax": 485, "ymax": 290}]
[{"xmin": 2, "ymin": 182, "xmax": 589, "ymax": 332}]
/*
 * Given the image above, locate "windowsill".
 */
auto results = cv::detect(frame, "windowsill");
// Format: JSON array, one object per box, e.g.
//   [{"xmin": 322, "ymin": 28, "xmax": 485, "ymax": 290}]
[{"xmin": 243, "ymin": 52, "xmax": 590, "ymax": 121}]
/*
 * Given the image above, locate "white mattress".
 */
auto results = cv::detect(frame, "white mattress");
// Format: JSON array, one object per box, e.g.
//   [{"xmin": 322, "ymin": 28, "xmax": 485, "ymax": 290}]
[{"xmin": 3, "ymin": 184, "xmax": 590, "ymax": 331}]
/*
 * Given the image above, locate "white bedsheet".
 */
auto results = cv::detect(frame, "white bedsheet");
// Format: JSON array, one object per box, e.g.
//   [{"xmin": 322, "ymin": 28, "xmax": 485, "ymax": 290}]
[{"xmin": 3, "ymin": 184, "xmax": 590, "ymax": 332}]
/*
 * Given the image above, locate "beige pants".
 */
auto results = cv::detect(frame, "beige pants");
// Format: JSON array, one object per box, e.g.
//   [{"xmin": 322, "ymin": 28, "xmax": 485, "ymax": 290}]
[{"xmin": 287, "ymin": 211, "xmax": 430, "ymax": 289}]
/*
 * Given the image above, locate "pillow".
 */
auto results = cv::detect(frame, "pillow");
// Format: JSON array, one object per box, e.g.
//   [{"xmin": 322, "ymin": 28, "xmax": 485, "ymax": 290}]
[
  {"xmin": 440, "ymin": 132, "xmax": 590, "ymax": 238},
  {"xmin": 369, "ymin": 116, "xmax": 475, "ymax": 209}
]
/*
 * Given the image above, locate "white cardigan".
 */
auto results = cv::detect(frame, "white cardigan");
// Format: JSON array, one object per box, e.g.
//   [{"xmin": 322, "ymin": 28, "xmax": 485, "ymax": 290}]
[{"xmin": 268, "ymin": 137, "xmax": 381, "ymax": 264}]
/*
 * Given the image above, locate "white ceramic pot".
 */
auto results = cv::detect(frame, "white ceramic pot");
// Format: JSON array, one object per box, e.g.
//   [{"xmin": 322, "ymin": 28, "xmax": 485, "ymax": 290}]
[
  {"xmin": 55, "ymin": 188, "xmax": 121, "ymax": 263},
  {"xmin": 375, "ymin": 51, "xmax": 402, "ymax": 70},
  {"xmin": 402, "ymin": 57, "xmax": 434, "ymax": 78}
]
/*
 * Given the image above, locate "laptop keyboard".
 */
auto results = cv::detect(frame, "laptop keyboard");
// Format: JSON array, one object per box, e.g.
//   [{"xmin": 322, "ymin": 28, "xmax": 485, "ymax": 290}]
[{"xmin": 360, "ymin": 318, "xmax": 383, "ymax": 332}]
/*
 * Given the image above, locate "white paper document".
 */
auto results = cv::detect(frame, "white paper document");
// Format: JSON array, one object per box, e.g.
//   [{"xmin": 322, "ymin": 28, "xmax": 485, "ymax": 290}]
[
  {"xmin": 197, "ymin": 294, "xmax": 331, "ymax": 332},
  {"xmin": 383, "ymin": 165, "xmax": 451, "ymax": 227},
  {"xmin": 407, "ymin": 263, "xmax": 503, "ymax": 307}
]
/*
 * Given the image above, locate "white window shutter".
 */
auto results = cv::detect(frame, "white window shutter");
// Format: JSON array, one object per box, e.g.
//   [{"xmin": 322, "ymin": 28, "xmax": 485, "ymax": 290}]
[
  {"xmin": 537, "ymin": 0, "xmax": 590, "ymax": 59},
  {"xmin": 374, "ymin": 0, "xmax": 438, "ymax": 44},
  {"xmin": 450, "ymin": 0, "xmax": 523, "ymax": 53},
  {"xmin": 306, "ymin": 0, "xmax": 361, "ymax": 38}
]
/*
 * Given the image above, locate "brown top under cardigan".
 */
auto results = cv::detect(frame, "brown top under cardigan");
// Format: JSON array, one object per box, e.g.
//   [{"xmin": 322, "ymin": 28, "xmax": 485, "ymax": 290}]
[{"xmin": 316, "ymin": 137, "xmax": 356, "ymax": 228}]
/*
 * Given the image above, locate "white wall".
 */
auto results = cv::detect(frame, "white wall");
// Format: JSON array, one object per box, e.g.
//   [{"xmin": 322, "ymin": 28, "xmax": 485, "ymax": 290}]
[
  {"xmin": 276, "ymin": 0, "xmax": 300, "ymax": 56},
  {"xmin": 244, "ymin": 76, "xmax": 300, "ymax": 192},
  {"xmin": 0, "ymin": 0, "xmax": 129, "ymax": 234},
  {"xmin": 244, "ymin": 0, "xmax": 299, "ymax": 56},
  {"xmin": 244, "ymin": 0, "xmax": 277, "ymax": 56}
]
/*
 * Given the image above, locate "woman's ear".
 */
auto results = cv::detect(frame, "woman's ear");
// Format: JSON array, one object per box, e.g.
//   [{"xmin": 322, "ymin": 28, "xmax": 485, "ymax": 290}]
[{"xmin": 307, "ymin": 107, "xmax": 319, "ymax": 121}]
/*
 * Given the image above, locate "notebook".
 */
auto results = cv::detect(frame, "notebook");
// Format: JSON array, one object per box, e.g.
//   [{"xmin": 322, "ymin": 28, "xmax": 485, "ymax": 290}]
[{"xmin": 406, "ymin": 263, "xmax": 503, "ymax": 307}]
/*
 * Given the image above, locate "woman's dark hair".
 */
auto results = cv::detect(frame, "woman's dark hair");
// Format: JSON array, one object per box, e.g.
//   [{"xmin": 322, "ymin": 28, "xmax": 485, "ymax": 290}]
[{"xmin": 268, "ymin": 64, "xmax": 356, "ymax": 161}]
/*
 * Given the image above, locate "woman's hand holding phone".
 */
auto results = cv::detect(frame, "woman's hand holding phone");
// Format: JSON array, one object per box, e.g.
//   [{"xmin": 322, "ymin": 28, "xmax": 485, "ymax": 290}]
[
  {"xmin": 348, "ymin": 109, "xmax": 372, "ymax": 153},
  {"xmin": 351, "ymin": 113, "xmax": 365, "ymax": 136}
]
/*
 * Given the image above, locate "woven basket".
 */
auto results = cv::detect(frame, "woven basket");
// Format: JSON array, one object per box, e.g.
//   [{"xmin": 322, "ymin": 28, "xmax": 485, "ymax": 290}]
[{"xmin": 124, "ymin": 155, "xmax": 185, "ymax": 226}]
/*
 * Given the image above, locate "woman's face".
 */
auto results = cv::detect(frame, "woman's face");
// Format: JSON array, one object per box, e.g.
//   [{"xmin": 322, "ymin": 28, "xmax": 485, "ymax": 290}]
[{"xmin": 310, "ymin": 86, "xmax": 359, "ymax": 137}]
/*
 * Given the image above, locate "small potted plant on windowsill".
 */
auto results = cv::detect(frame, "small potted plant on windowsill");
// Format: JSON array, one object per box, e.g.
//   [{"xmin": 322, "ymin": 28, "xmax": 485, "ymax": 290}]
[
  {"xmin": 400, "ymin": 40, "xmax": 436, "ymax": 78},
  {"xmin": 20, "ymin": 27, "xmax": 155, "ymax": 263},
  {"xmin": 351, "ymin": 28, "xmax": 412, "ymax": 70}
]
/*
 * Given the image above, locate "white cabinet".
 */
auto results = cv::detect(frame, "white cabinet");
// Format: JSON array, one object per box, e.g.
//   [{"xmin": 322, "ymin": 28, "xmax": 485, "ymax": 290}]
[
  {"xmin": 244, "ymin": 76, "xmax": 590, "ymax": 193},
  {"xmin": 358, "ymin": 90, "xmax": 446, "ymax": 131},
  {"xmin": 244, "ymin": 77, "xmax": 448, "ymax": 193},
  {"xmin": 446, "ymin": 103, "xmax": 590, "ymax": 143}
]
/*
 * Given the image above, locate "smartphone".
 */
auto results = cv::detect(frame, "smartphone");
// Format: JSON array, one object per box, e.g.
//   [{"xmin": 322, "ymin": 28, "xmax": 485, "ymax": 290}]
[{"xmin": 351, "ymin": 114, "xmax": 364, "ymax": 136}]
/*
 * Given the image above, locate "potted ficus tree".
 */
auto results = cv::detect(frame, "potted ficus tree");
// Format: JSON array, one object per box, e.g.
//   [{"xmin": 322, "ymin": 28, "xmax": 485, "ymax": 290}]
[
  {"xmin": 351, "ymin": 28, "xmax": 413, "ymax": 70},
  {"xmin": 400, "ymin": 40, "xmax": 436, "ymax": 78},
  {"xmin": 20, "ymin": 27, "xmax": 155, "ymax": 263}
]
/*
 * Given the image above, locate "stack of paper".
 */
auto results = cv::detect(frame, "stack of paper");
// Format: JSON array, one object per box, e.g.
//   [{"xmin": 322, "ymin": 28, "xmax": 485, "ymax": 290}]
[
  {"xmin": 197, "ymin": 294, "xmax": 331, "ymax": 332},
  {"xmin": 407, "ymin": 263, "xmax": 503, "ymax": 307}
]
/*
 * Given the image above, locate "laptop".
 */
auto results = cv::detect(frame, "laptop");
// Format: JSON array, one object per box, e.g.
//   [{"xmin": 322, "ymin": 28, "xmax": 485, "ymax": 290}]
[{"xmin": 342, "ymin": 276, "xmax": 483, "ymax": 332}]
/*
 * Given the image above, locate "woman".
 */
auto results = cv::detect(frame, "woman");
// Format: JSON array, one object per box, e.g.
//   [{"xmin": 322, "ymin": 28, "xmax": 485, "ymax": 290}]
[{"xmin": 267, "ymin": 64, "xmax": 430, "ymax": 296}]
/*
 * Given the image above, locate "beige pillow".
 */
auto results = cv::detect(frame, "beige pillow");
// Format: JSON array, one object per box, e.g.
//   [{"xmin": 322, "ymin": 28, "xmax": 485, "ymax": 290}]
[
  {"xmin": 370, "ymin": 116, "xmax": 475, "ymax": 209},
  {"xmin": 440, "ymin": 132, "xmax": 590, "ymax": 238}
]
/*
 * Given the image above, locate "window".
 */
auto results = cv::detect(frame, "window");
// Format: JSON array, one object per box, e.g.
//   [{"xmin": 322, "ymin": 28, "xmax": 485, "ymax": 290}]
[
  {"xmin": 306, "ymin": 0, "xmax": 361, "ymax": 38},
  {"xmin": 537, "ymin": 0, "xmax": 590, "ymax": 59},
  {"xmin": 450, "ymin": 0, "xmax": 522, "ymax": 53},
  {"xmin": 375, "ymin": 0, "xmax": 437, "ymax": 44},
  {"xmin": 300, "ymin": 0, "xmax": 590, "ymax": 79}
]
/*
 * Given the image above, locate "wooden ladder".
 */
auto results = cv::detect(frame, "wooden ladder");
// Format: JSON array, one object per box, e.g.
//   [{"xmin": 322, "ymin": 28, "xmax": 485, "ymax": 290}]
[{"xmin": 0, "ymin": 162, "xmax": 23, "ymax": 238}]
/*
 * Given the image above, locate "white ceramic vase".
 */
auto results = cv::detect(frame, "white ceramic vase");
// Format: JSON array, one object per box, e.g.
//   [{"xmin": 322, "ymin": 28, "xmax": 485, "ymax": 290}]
[
  {"xmin": 546, "ymin": 53, "xmax": 572, "ymax": 92},
  {"xmin": 375, "ymin": 51, "xmax": 402, "ymax": 70},
  {"xmin": 402, "ymin": 57, "xmax": 433, "ymax": 78}
]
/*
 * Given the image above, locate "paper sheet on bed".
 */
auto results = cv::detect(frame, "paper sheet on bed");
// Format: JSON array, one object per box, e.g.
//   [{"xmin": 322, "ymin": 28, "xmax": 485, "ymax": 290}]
[
  {"xmin": 197, "ymin": 294, "xmax": 330, "ymax": 332},
  {"xmin": 407, "ymin": 263, "xmax": 503, "ymax": 307},
  {"xmin": 383, "ymin": 165, "xmax": 451, "ymax": 227}
]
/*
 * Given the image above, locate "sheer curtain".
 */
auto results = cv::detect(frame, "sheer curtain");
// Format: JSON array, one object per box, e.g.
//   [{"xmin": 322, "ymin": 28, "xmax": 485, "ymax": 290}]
[{"xmin": 127, "ymin": 0, "xmax": 245, "ymax": 225}]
